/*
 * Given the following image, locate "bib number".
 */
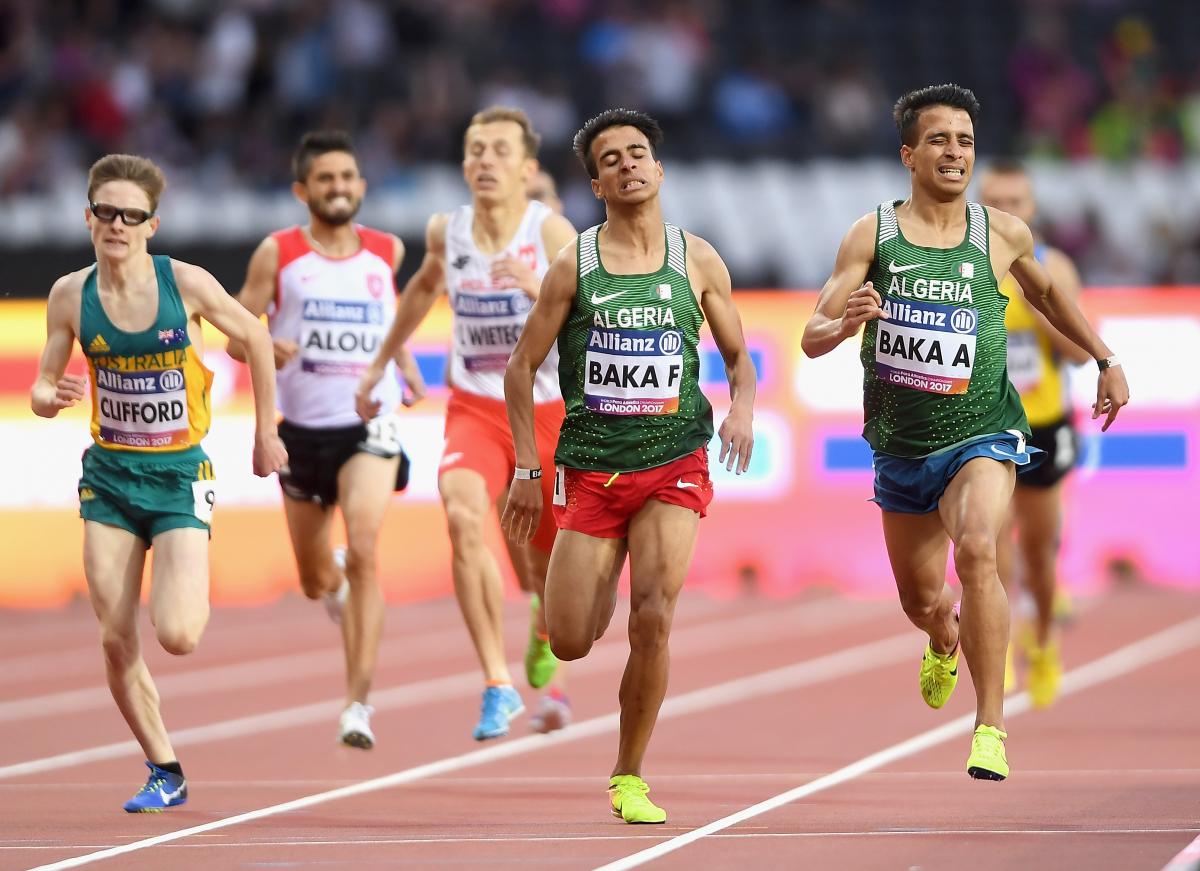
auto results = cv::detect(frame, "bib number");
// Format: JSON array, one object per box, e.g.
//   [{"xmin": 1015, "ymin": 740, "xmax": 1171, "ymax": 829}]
[
  {"xmin": 552, "ymin": 465, "xmax": 566, "ymax": 507},
  {"xmin": 191, "ymin": 480, "xmax": 216, "ymax": 524},
  {"xmin": 364, "ymin": 412, "xmax": 403, "ymax": 457}
]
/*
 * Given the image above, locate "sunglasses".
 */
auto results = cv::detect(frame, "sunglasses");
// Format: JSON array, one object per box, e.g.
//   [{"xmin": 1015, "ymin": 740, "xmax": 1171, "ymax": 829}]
[{"xmin": 89, "ymin": 202, "xmax": 155, "ymax": 226}]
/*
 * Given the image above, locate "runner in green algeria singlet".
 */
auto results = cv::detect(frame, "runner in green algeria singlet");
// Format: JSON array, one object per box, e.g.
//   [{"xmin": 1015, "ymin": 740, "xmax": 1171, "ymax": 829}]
[
  {"xmin": 860, "ymin": 200, "xmax": 1028, "ymax": 457},
  {"xmin": 555, "ymin": 222, "xmax": 713, "ymax": 472}
]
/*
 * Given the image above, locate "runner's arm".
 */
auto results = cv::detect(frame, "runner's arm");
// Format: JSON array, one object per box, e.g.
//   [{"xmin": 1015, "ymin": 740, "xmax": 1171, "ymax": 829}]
[
  {"xmin": 801, "ymin": 212, "xmax": 879, "ymax": 358},
  {"xmin": 690, "ymin": 234, "xmax": 755, "ymax": 473},
  {"xmin": 356, "ymin": 214, "xmax": 446, "ymax": 419},
  {"xmin": 31, "ymin": 275, "xmax": 85, "ymax": 418},
  {"xmin": 995, "ymin": 211, "xmax": 1129, "ymax": 429},
  {"xmin": 174, "ymin": 261, "xmax": 287, "ymax": 475},
  {"xmin": 1032, "ymin": 248, "xmax": 1091, "ymax": 365},
  {"xmin": 501, "ymin": 245, "xmax": 577, "ymax": 545},
  {"xmin": 226, "ymin": 235, "xmax": 281, "ymax": 364}
]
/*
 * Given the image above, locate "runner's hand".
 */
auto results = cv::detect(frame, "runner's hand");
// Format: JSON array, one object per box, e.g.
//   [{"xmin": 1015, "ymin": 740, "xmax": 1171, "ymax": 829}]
[
  {"xmin": 355, "ymin": 365, "xmax": 385, "ymax": 421},
  {"xmin": 491, "ymin": 255, "xmax": 539, "ymax": 299},
  {"xmin": 273, "ymin": 339, "xmax": 299, "ymax": 369},
  {"xmin": 501, "ymin": 477, "xmax": 543, "ymax": 545},
  {"xmin": 840, "ymin": 281, "xmax": 883, "ymax": 337},
  {"xmin": 718, "ymin": 409, "xmax": 754, "ymax": 474},
  {"xmin": 253, "ymin": 430, "xmax": 288, "ymax": 477},
  {"xmin": 1093, "ymin": 366, "xmax": 1130, "ymax": 432},
  {"xmin": 52, "ymin": 373, "xmax": 87, "ymax": 409}
]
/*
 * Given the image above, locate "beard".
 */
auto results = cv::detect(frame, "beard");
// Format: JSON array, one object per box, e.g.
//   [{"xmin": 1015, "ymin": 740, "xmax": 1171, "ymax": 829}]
[{"xmin": 311, "ymin": 197, "xmax": 361, "ymax": 226}]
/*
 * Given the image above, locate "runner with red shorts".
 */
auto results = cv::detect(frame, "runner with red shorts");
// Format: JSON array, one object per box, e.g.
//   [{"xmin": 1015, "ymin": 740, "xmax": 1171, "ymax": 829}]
[
  {"xmin": 503, "ymin": 109, "xmax": 756, "ymax": 823},
  {"xmin": 357, "ymin": 107, "xmax": 576, "ymax": 740}
]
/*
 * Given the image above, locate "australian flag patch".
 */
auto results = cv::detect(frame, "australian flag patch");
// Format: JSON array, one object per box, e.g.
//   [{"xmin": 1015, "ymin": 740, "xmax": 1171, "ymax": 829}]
[{"xmin": 158, "ymin": 327, "xmax": 187, "ymax": 346}]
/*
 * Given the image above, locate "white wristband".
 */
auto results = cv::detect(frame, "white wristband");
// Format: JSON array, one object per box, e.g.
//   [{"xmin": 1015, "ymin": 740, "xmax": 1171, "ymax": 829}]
[
  {"xmin": 1097, "ymin": 355, "xmax": 1121, "ymax": 371},
  {"xmin": 513, "ymin": 467, "xmax": 542, "ymax": 480}
]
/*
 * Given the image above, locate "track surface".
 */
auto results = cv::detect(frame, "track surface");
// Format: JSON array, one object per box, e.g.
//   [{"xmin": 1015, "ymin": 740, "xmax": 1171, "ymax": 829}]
[{"xmin": 1, "ymin": 585, "xmax": 1198, "ymax": 870}]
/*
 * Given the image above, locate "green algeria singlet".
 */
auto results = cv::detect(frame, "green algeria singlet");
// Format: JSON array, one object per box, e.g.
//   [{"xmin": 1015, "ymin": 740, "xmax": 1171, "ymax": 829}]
[
  {"xmin": 555, "ymin": 223, "xmax": 714, "ymax": 472},
  {"xmin": 860, "ymin": 201, "xmax": 1028, "ymax": 457}
]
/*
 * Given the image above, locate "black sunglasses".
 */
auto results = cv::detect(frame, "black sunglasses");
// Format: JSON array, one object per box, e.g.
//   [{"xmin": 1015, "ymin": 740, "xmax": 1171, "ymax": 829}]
[{"xmin": 89, "ymin": 202, "xmax": 155, "ymax": 226}]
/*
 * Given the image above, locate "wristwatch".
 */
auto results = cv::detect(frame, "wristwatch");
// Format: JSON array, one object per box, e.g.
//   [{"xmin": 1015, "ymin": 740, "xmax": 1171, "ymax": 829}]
[
  {"xmin": 1096, "ymin": 355, "xmax": 1121, "ymax": 371},
  {"xmin": 513, "ymin": 467, "xmax": 542, "ymax": 480}
]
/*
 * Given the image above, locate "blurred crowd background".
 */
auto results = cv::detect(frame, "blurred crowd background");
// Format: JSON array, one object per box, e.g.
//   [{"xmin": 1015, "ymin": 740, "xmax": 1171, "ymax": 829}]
[{"xmin": 1, "ymin": 0, "xmax": 1198, "ymax": 291}]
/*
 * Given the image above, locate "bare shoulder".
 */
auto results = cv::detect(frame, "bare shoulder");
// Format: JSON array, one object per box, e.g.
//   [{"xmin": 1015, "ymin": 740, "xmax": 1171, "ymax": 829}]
[
  {"xmin": 984, "ymin": 206, "xmax": 1032, "ymax": 245},
  {"xmin": 388, "ymin": 232, "xmax": 406, "ymax": 270},
  {"xmin": 541, "ymin": 212, "xmax": 577, "ymax": 255},
  {"xmin": 426, "ymin": 212, "xmax": 450, "ymax": 253},
  {"xmin": 48, "ymin": 267, "xmax": 90, "ymax": 304},
  {"xmin": 169, "ymin": 258, "xmax": 225, "ymax": 301},
  {"xmin": 844, "ymin": 210, "xmax": 879, "ymax": 251}
]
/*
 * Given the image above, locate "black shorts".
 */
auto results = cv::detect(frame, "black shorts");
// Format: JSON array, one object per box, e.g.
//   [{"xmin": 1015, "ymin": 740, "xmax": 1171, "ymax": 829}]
[
  {"xmin": 1017, "ymin": 416, "xmax": 1078, "ymax": 489},
  {"xmin": 278, "ymin": 418, "xmax": 410, "ymax": 506}
]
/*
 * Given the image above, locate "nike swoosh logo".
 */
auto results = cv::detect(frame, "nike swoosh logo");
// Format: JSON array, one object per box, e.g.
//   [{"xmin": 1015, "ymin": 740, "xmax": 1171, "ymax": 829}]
[
  {"xmin": 888, "ymin": 260, "xmax": 926, "ymax": 274},
  {"xmin": 591, "ymin": 288, "xmax": 633, "ymax": 305},
  {"xmin": 676, "ymin": 479, "xmax": 700, "ymax": 489},
  {"xmin": 991, "ymin": 444, "xmax": 1017, "ymax": 457},
  {"xmin": 950, "ymin": 668, "xmax": 957, "ymax": 676},
  {"xmin": 159, "ymin": 783, "xmax": 185, "ymax": 804}
]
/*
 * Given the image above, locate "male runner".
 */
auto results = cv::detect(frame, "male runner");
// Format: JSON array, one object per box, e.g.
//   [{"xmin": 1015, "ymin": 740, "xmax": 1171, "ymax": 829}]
[
  {"xmin": 356, "ymin": 107, "xmax": 576, "ymax": 740},
  {"xmin": 801, "ymin": 84, "xmax": 1128, "ymax": 780},
  {"xmin": 980, "ymin": 159, "xmax": 1090, "ymax": 707},
  {"xmin": 502, "ymin": 108, "xmax": 756, "ymax": 823},
  {"xmin": 229, "ymin": 130, "xmax": 423, "ymax": 749},
  {"xmin": 31, "ymin": 153, "xmax": 286, "ymax": 811}
]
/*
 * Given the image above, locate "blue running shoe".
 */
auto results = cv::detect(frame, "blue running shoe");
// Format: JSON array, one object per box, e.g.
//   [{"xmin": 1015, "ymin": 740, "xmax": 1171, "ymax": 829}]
[
  {"xmin": 472, "ymin": 685, "xmax": 524, "ymax": 741},
  {"xmin": 124, "ymin": 761, "xmax": 187, "ymax": 813}
]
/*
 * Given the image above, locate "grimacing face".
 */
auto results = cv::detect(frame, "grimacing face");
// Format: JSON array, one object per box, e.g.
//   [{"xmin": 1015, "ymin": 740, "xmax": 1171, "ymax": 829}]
[
  {"xmin": 589, "ymin": 125, "xmax": 663, "ymax": 206},
  {"xmin": 901, "ymin": 105, "xmax": 975, "ymax": 198},
  {"xmin": 296, "ymin": 150, "xmax": 365, "ymax": 226},
  {"xmin": 979, "ymin": 171, "xmax": 1036, "ymax": 224},
  {"xmin": 85, "ymin": 180, "xmax": 159, "ymax": 261},
  {"xmin": 463, "ymin": 120, "xmax": 535, "ymax": 202}
]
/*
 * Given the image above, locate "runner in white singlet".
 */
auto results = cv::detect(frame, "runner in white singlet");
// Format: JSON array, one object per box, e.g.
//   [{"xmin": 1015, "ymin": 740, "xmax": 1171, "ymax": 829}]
[
  {"xmin": 356, "ymin": 107, "xmax": 576, "ymax": 741},
  {"xmin": 229, "ymin": 131, "xmax": 425, "ymax": 750}
]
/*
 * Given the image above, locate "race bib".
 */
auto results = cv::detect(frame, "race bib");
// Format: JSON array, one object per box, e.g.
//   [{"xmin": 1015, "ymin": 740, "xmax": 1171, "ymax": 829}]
[
  {"xmin": 875, "ymin": 299, "xmax": 977, "ymax": 395},
  {"xmin": 299, "ymin": 298, "xmax": 384, "ymax": 376},
  {"xmin": 454, "ymin": 291, "xmax": 529, "ymax": 373},
  {"xmin": 363, "ymin": 412, "xmax": 403, "ymax": 457},
  {"xmin": 584, "ymin": 327, "xmax": 683, "ymax": 415},
  {"xmin": 1006, "ymin": 330, "xmax": 1042, "ymax": 393},
  {"xmin": 191, "ymin": 479, "xmax": 216, "ymax": 524},
  {"xmin": 95, "ymin": 365, "xmax": 190, "ymax": 449}
]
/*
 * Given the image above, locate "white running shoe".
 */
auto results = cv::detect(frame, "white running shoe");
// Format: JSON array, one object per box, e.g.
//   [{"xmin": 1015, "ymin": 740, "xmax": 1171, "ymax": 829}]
[
  {"xmin": 339, "ymin": 701, "xmax": 375, "ymax": 749},
  {"xmin": 324, "ymin": 547, "xmax": 349, "ymax": 624},
  {"xmin": 529, "ymin": 691, "xmax": 571, "ymax": 734}
]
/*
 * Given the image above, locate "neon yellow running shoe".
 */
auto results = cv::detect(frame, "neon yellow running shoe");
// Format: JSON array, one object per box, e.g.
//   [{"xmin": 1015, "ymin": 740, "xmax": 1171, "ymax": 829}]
[
  {"xmin": 1003, "ymin": 642, "xmax": 1016, "ymax": 694},
  {"xmin": 919, "ymin": 642, "xmax": 959, "ymax": 709},
  {"xmin": 608, "ymin": 774, "xmax": 667, "ymax": 823},
  {"xmin": 1026, "ymin": 641, "xmax": 1061, "ymax": 709},
  {"xmin": 524, "ymin": 594, "xmax": 559, "ymax": 690},
  {"xmin": 966, "ymin": 724, "xmax": 1009, "ymax": 780}
]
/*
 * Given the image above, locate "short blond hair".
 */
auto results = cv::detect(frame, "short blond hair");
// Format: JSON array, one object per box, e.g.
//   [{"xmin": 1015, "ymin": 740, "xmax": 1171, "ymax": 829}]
[
  {"xmin": 86, "ymin": 154, "xmax": 167, "ymax": 212},
  {"xmin": 463, "ymin": 107, "xmax": 541, "ymax": 158}
]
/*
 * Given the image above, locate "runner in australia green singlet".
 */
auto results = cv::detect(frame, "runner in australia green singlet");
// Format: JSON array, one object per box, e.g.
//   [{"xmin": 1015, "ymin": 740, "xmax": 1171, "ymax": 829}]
[
  {"xmin": 555, "ymin": 222, "xmax": 713, "ymax": 472},
  {"xmin": 31, "ymin": 153, "xmax": 286, "ymax": 813},
  {"xmin": 802, "ymin": 84, "xmax": 1127, "ymax": 785},
  {"xmin": 502, "ymin": 109, "xmax": 756, "ymax": 825}
]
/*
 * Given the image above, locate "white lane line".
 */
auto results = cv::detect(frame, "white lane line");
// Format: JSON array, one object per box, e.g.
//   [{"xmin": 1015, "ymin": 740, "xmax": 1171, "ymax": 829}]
[
  {"xmin": 595, "ymin": 612, "xmax": 1200, "ymax": 871},
  {"xmin": 25, "ymin": 632, "xmax": 917, "ymax": 870},
  {"xmin": 0, "ymin": 596, "xmax": 883, "ymax": 778},
  {"xmin": 1162, "ymin": 831, "xmax": 1200, "ymax": 871},
  {"xmin": 8, "ymin": 828, "xmax": 1197, "ymax": 853}
]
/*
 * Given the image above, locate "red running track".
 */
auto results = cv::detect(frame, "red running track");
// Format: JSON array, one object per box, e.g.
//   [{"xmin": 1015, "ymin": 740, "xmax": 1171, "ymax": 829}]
[{"xmin": 1, "ymin": 585, "xmax": 1198, "ymax": 870}]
